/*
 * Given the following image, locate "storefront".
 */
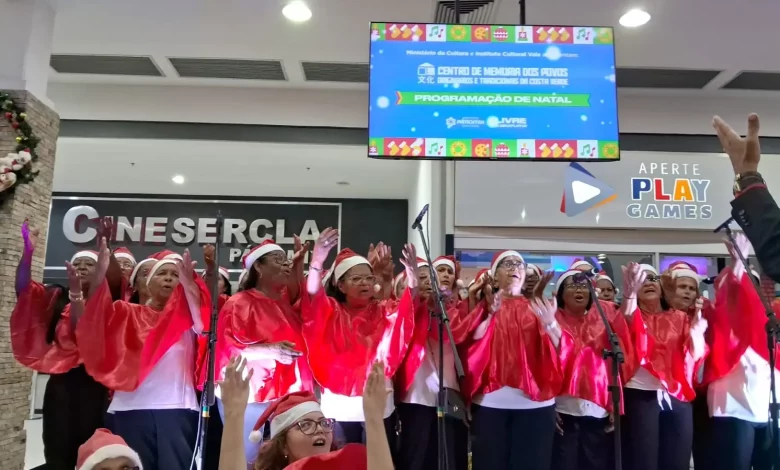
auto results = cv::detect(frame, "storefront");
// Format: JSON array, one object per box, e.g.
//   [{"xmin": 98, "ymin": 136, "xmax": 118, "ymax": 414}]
[{"xmin": 451, "ymin": 150, "xmax": 777, "ymax": 298}]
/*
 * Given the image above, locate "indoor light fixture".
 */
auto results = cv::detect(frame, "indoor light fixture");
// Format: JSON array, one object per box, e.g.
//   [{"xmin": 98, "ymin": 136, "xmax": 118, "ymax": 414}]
[
  {"xmin": 282, "ymin": 1, "xmax": 312, "ymax": 23},
  {"xmin": 172, "ymin": 175, "xmax": 185, "ymax": 184},
  {"xmin": 619, "ymin": 8, "xmax": 651, "ymax": 27}
]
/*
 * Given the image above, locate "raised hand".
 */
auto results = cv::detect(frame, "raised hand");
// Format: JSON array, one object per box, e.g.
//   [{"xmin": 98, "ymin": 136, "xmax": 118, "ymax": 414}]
[
  {"xmin": 65, "ymin": 261, "xmax": 82, "ymax": 294},
  {"xmin": 484, "ymin": 282, "xmax": 501, "ymax": 314},
  {"xmin": 311, "ymin": 227, "xmax": 338, "ymax": 268},
  {"xmin": 399, "ymin": 243, "xmax": 420, "ymax": 289},
  {"xmin": 93, "ymin": 237, "xmax": 111, "ymax": 285},
  {"xmin": 219, "ymin": 356, "xmax": 254, "ymax": 416},
  {"xmin": 372, "ymin": 243, "xmax": 394, "ymax": 281},
  {"xmin": 690, "ymin": 298, "xmax": 709, "ymax": 360},
  {"xmin": 532, "ymin": 270, "xmax": 555, "ymax": 299},
  {"xmin": 362, "ymin": 361, "xmax": 390, "ymax": 420},
  {"xmin": 96, "ymin": 216, "xmax": 115, "ymax": 248},
  {"xmin": 621, "ymin": 262, "xmax": 646, "ymax": 298},
  {"xmin": 660, "ymin": 272, "xmax": 676, "ymax": 296},
  {"xmin": 176, "ymin": 249, "xmax": 198, "ymax": 282},
  {"xmin": 21, "ymin": 220, "xmax": 39, "ymax": 254},
  {"xmin": 713, "ymin": 114, "xmax": 761, "ymax": 175},
  {"xmin": 291, "ymin": 234, "xmax": 309, "ymax": 267},
  {"xmin": 268, "ymin": 340, "xmax": 303, "ymax": 365},
  {"xmin": 531, "ymin": 296, "xmax": 558, "ymax": 327},
  {"xmin": 203, "ymin": 244, "xmax": 216, "ymax": 267}
]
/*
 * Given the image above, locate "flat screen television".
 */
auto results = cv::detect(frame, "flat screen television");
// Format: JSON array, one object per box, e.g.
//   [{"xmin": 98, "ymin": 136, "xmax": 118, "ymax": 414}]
[{"xmin": 368, "ymin": 23, "xmax": 619, "ymax": 161}]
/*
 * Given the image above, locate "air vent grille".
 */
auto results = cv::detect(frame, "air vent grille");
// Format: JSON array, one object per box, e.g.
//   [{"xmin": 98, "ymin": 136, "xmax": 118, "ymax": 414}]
[
  {"xmin": 301, "ymin": 62, "xmax": 369, "ymax": 83},
  {"xmin": 169, "ymin": 58, "xmax": 286, "ymax": 80},
  {"xmin": 50, "ymin": 55, "xmax": 162, "ymax": 76},
  {"xmin": 616, "ymin": 67, "xmax": 721, "ymax": 89},
  {"xmin": 434, "ymin": 0, "xmax": 496, "ymax": 24}
]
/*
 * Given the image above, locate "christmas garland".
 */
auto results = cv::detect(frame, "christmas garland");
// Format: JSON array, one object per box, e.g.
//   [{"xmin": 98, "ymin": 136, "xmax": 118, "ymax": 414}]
[{"xmin": 0, "ymin": 90, "xmax": 40, "ymax": 195}]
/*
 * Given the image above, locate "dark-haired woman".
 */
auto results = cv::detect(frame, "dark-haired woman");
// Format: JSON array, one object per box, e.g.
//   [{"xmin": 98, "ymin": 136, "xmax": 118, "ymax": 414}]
[
  {"xmin": 10, "ymin": 222, "xmax": 110, "ymax": 470},
  {"xmin": 302, "ymin": 227, "xmax": 417, "ymax": 454},
  {"xmin": 620, "ymin": 263, "xmax": 708, "ymax": 470},
  {"xmin": 463, "ymin": 250, "xmax": 565, "ymax": 470},
  {"xmin": 199, "ymin": 239, "xmax": 313, "ymax": 466},
  {"xmin": 540, "ymin": 269, "xmax": 637, "ymax": 470}
]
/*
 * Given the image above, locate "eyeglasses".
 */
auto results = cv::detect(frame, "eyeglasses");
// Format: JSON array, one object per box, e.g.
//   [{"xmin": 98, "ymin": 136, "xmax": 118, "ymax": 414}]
[
  {"xmin": 345, "ymin": 275, "xmax": 376, "ymax": 284},
  {"xmin": 296, "ymin": 417, "xmax": 336, "ymax": 435},
  {"xmin": 265, "ymin": 255, "xmax": 292, "ymax": 266},
  {"xmin": 564, "ymin": 283, "xmax": 590, "ymax": 291},
  {"xmin": 499, "ymin": 260, "xmax": 525, "ymax": 270},
  {"xmin": 644, "ymin": 275, "xmax": 660, "ymax": 283}
]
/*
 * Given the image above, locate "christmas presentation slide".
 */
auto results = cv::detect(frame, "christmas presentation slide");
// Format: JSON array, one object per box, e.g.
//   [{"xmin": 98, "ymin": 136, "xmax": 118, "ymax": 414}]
[{"xmin": 368, "ymin": 23, "xmax": 619, "ymax": 160}]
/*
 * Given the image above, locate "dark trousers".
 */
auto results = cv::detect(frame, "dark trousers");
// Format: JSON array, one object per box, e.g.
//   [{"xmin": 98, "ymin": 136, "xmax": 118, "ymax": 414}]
[
  {"xmin": 471, "ymin": 404, "xmax": 557, "ymax": 470},
  {"xmin": 621, "ymin": 388, "xmax": 693, "ymax": 470},
  {"xmin": 197, "ymin": 391, "xmax": 223, "ymax": 470},
  {"xmin": 708, "ymin": 416, "xmax": 773, "ymax": 470},
  {"xmin": 690, "ymin": 392, "xmax": 711, "ymax": 469},
  {"xmin": 395, "ymin": 402, "xmax": 469, "ymax": 470},
  {"xmin": 42, "ymin": 366, "xmax": 109, "ymax": 470},
  {"xmin": 336, "ymin": 412, "xmax": 398, "ymax": 464},
  {"xmin": 110, "ymin": 409, "xmax": 199, "ymax": 470},
  {"xmin": 552, "ymin": 413, "xmax": 613, "ymax": 470}
]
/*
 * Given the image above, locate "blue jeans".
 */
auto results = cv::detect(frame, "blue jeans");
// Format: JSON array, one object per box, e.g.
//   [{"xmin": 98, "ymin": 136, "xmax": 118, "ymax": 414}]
[{"xmin": 110, "ymin": 409, "xmax": 198, "ymax": 470}]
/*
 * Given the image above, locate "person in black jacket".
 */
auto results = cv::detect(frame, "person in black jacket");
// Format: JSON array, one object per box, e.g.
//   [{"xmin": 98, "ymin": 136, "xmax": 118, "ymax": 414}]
[{"xmin": 713, "ymin": 113, "xmax": 780, "ymax": 283}]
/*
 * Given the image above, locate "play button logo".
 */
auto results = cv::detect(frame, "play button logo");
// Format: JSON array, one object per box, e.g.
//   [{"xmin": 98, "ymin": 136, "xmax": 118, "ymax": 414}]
[{"xmin": 560, "ymin": 162, "xmax": 617, "ymax": 217}]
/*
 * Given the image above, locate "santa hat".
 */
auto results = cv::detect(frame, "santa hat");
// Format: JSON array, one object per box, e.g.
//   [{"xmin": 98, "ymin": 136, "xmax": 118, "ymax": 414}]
[
  {"xmin": 526, "ymin": 263, "xmax": 542, "ymax": 277},
  {"xmin": 490, "ymin": 250, "xmax": 524, "ymax": 275},
  {"xmin": 201, "ymin": 266, "xmax": 230, "ymax": 282},
  {"xmin": 249, "ymin": 391, "xmax": 322, "ymax": 443},
  {"xmin": 128, "ymin": 258, "xmax": 156, "ymax": 287},
  {"xmin": 668, "ymin": 261, "xmax": 701, "ymax": 282},
  {"xmin": 750, "ymin": 269, "xmax": 761, "ymax": 281},
  {"xmin": 76, "ymin": 428, "xmax": 142, "ymax": 470},
  {"xmin": 238, "ymin": 269, "xmax": 249, "ymax": 287},
  {"xmin": 640, "ymin": 264, "xmax": 659, "ymax": 276},
  {"xmin": 433, "ymin": 255, "xmax": 463, "ymax": 288},
  {"xmin": 555, "ymin": 269, "xmax": 582, "ymax": 293},
  {"xmin": 243, "ymin": 240, "xmax": 285, "ymax": 270},
  {"xmin": 71, "ymin": 250, "xmax": 98, "ymax": 263},
  {"xmin": 113, "ymin": 247, "xmax": 136, "ymax": 265},
  {"xmin": 285, "ymin": 443, "xmax": 367, "ymax": 470},
  {"xmin": 468, "ymin": 268, "xmax": 491, "ymax": 287},
  {"xmin": 595, "ymin": 271, "xmax": 614, "ymax": 286},
  {"xmin": 570, "ymin": 259, "xmax": 594, "ymax": 272},
  {"xmin": 332, "ymin": 248, "xmax": 371, "ymax": 281},
  {"xmin": 128, "ymin": 250, "xmax": 183, "ymax": 288}
]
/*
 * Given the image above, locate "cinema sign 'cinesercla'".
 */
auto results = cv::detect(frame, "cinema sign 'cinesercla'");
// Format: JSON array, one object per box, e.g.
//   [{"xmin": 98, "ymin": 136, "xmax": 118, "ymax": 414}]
[{"xmin": 368, "ymin": 23, "xmax": 619, "ymax": 161}]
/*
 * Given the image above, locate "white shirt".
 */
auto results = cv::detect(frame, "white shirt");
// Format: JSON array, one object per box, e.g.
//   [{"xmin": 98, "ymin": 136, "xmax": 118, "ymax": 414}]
[
  {"xmin": 626, "ymin": 366, "xmax": 674, "ymax": 410},
  {"xmin": 402, "ymin": 338, "xmax": 459, "ymax": 407},
  {"xmin": 474, "ymin": 386, "xmax": 556, "ymax": 410},
  {"xmin": 709, "ymin": 347, "xmax": 779, "ymax": 424},
  {"xmin": 321, "ymin": 378, "xmax": 395, "ymax": 422},
  {"xmin": 109, "ymin": 330, "xmax": 199, "ymax": 413},
  {"xmin": 556, "ymin": 395, "xmax": 609, "ymax": 418}
]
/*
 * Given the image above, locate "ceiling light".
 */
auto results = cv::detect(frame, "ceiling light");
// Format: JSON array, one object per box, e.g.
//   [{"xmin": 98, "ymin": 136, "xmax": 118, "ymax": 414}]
[
  {"xmin": 172, "ymin": 175, "xmax": 185, "ymax": 184},
  {"xmin": 619, "ymin": 9, "xmax": 651, "ymax": 27},
  {"xmin": 336, "ymin": 181, "xmax": 350, "ymax": 186},
  {"xmin": 282, "ymin": 1, "xmax": 312, "ymax": 22}
]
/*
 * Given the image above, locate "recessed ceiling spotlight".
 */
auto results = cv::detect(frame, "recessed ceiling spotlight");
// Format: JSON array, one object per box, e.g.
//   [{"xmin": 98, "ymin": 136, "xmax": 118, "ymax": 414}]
[
  {"xmin": 619, "ymin": 8, "xmax": 651, "ymax": 27},
  {"xmin": 172, "ymin": 175, "xmax": 185, "ymax": 184},
  {"xmin": 336, "ymin": 181, "xmax": 350, "ymax": 186},
  {"xmin": 282, "ymin": 1, "xmax": 312, "ymax": 23}
]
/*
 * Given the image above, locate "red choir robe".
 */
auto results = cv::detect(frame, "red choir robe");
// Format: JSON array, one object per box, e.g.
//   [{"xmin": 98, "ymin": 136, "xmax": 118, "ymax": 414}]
[
  {"xmin": 460, "ymin": 296, "xmax": 564, "ymax": 402},
  {"xmin": 285, "ymin": 443, "xmax": 367, "ymax": 470},
  {"xmin": 701, "ymin": 268, "xmax": 780, "ymax": 387},
  {"xmin": 196, "ymin": 289, "xmax": 314, "ymax": 402},
  {"xmin": 627, "ymin": 305, "xmax": 706, "ymax": 402},
  {"xmin": 301, "ymin": 288, "xmax": 415, "ymax": 397},
  {"xmin": 76, "ymin": 278, "xmax": 211, "ymax": 392},
  {"xmin": 555, "ymin": 301, "xmax": 635, "ymax": 413},
  {"xmin": 11, "ymin": 282, "xmax": 81, "ymax": 374},
  {"xmin": 395, "ymin": 297, "xmax": 481, "ymax": 398}
]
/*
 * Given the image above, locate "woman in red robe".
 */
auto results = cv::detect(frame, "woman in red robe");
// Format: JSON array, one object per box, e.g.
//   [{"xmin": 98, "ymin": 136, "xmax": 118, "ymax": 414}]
[
  {"xmin": 462, "ymin": 250, "xmax": 565, "ymax": 470},
  {"xmin": 198, "ymin": 239, "xmax": 314, "ymax": 466},
  {"xmin": 540, "ymin": 269, "xmax": 637, "ymax": 470},
  {"xmin": 74, "ymin": 240, "xmax": 210, "ymax": 470},
  {"xmin": 696, "ymin": 233, "xmax": 778, "ymax": 470},
  {"xmin": 620, "ymin": 262, "xmax": 708, "ymax": 470},
  {"xmin": 395, "ymin": 255, "xmax": 477, "ymax": 470},
  {"xmin": 302, "ymin": 227, "xmax": 417, "ymax": 455},
  {"xmin": 11, "ymin": 222, "xmax": 111, "ymax": 470}
]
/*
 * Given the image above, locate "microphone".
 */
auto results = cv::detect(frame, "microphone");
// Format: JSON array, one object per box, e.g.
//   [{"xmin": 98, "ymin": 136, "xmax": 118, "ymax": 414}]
[
  {"xmin": 714, "ymin": 217, "xmax": 735, "ymax": 234},
  {"xmin": 411, "ymin": 204, "xmax": 429, "ymax": 230}
]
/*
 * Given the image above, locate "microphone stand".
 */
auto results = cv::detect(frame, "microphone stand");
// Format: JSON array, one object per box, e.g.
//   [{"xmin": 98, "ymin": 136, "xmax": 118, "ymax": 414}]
[
  {"xmin": 577, "ymin": 270, "xmax": 623, "ymax": 470},
  {"xmin": 715, "ymin": 217, "xmax": 780, "ymax": 468},
  {"xmin": 198, "ymin": 210, "xmax": 223, "ymax": 469},
  {"xmin": 412, "ymin": 215, "xmax": 465, "ymax": 470}
]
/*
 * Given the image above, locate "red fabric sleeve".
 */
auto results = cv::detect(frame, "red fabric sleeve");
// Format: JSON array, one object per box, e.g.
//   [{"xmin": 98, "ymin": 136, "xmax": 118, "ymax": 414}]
[{"xmin": 11, "ymin": 282, "xmax": 81, "ymax": 374}]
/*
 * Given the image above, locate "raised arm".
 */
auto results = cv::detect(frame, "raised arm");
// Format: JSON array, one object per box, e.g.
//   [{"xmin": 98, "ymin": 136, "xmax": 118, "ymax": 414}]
[
  {"xmin": 65, "ymin": 262, "xmax": 86, "ymax": 331},
  {"xmin": 176, "ymin": 249, "xmax": 205, "ymax": 334},
  {"xmin": 288, "ymin": 234, "xmax": 309, "ymax": 302},
  {"xmin": 16, "ymin": 221, "xmax": 38, "ymax": 297},
  {"xmin": 363, "ymin": 361, "xmax": 394, "ymax": 470},
  {"xmin": 218, "ymin": 356, "xmax": 254, "ymax": 470},
  {"xmin": 306, "ymin": 227, "xmax": 338, "ymax": 296},
  {"xmin": 619, "ymin": 262, "xmax": 645, "ymax": 317}
]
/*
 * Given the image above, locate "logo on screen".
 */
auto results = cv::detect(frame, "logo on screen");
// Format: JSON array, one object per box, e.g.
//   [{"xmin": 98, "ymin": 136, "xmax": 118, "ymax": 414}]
[
  {"xmin": 560, "ymin": 163, "xmax": 616, "ymax": 217},
  {"xmin": 445, "ymin": 116, "xmax": 485, "ymax": 129}
]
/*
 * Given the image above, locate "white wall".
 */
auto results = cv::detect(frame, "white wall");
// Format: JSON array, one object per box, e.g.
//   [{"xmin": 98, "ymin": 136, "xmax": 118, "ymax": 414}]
[
  {"xmin": 48, "ymin": 83, "xmax": 780, "ymax": 136},
  {"xmin": 408, "ymin": 159, "xmax": 446, "ymax": 257}
]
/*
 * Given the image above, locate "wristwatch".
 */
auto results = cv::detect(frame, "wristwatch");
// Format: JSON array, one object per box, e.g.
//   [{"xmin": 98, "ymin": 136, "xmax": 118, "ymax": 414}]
[{"xmin": 733, "ymin": 171, "xmax": 765, "ymax": 195}]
